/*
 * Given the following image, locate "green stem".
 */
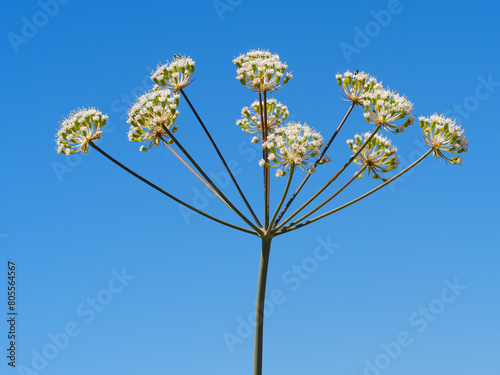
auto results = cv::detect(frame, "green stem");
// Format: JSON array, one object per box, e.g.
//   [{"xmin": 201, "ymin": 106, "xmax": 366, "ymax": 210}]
[
  {"xmin": 260, "ymin": 91, "xmax": 270, "ymax": 229},
  {"xmin": 269, "ymin": 165, "xmax": 294, "ymax": 229},
  {"xmin": 160, "ymin": 128, "xmax": 260, "ymax": 233},
  {"xmin": 254, "ymin": 237, "xmax": 272, "ymax": 375},
  {"xmin": 275, "ymin": 123, "xmax": 382, "ymax": 232},
  {"xmin": 180, "ymin": 89, "xmax": 262, "ymax": 227},
  {"xmin": 159, "ymin": 136, "xmax": 223, "ymax": 202},
  {"xmin": 281, "ymin": 166, "xmax": 364, "ymax": 232},
  {"xmin": 88, "ymin": 142, "xmax": 257, "ymax": 236},
  {"xmin": 277, "ymin": 148, "xmax": 433, "ymax": 235},
  {"xmin": 274, "ymin": 102, "xmax": 356, "ymax": 225}
]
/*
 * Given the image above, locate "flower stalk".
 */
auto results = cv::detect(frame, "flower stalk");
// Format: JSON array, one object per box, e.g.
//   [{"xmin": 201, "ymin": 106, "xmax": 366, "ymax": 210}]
[
  {"xmin": 254, "ymin": 237, "xmax": 272, "ymax": 375},
  {"xmin": 277, "ymin": 148, "xmax": 434, "ymax": 235},
  {"xmin": 180, "ymin": 88, "xmax": 262, "ymax": 227},
  {"xmin": 88, "ymin": 141, "xmax": 257, "ymax": 235},
  {"xmin": 274, "ymin": 102, "xmax": 355, "ymax": 225}
]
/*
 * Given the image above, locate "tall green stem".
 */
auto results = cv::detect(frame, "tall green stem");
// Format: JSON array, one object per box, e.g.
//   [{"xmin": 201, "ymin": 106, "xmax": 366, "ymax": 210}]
[{"xmin": 254, "ymin": 238, "xmax": 272, "ymax": 375}]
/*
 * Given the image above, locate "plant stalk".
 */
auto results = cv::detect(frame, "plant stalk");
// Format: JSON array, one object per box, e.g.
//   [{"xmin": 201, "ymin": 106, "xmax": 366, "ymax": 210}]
[
  {"xmin": 277, "ymin": 148, "xmax": 433, "ymax": 235},
  {"xmin": 88, "ymin": 141, "xmax": 257, "ymax": 236},
  {"xmin": 160, "ymin": 129, "xmax": 260, "ymax": 232},
  {"xmin": 275, "ymin": 123, "xmax": 382, "ymax": 231},
  {"xmin": 274, "ymin": 102, "xmax": 356, "ymax": 225},
  {"xmin": 180, "ymin": 89, "xmax": 262, "ymax": 227},
  {"xmin": 254, "ymin": 237, "xmax": 272, "ymax": 375}
]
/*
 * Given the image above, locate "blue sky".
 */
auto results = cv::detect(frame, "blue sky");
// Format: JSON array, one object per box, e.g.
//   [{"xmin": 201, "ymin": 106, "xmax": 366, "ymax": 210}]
[{"xmin": 1, "ymin": 1, "xmax": 499, "ymax": 374}]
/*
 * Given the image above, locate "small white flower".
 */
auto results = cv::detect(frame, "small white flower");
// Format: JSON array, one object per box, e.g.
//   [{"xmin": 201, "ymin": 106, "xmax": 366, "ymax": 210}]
[
  {"xmin": 261, "ymin": 122, "xmax": 326, "ymax": 175},
  {"xmin": 362, "ymin": 87, "xmax": 414, "ymax": 134},
  {"xmin": 347, "ymin": 132, "xmax": 399, "ymax": 180},
  {"xmin": 127, "ymin": 88, "xmax": 180, "ymax": 151},
  {"xmin": 259, "ymin": 159, "xmax": 266, "ymax": 167},
  {"xmin": 233, "ymin": 49, "xmax": 292, "ymax": 92},
  {"xmin": 336, "ymin": 70, "xmax": 380, "ymax": 105},
  {"xmin": 419, "ymin": 114, "xmax": 468, "ymax": 165},
  {"xmin": 151, "ymin": 55, "xmax": 195, "ymax": 92},
  {"xmin": 55, "ymin": 107, "xmax": 108, "ymax": 155},
  {"xmin": 237, "ymin": 98, "xmax": 289, "ymax": 137}
]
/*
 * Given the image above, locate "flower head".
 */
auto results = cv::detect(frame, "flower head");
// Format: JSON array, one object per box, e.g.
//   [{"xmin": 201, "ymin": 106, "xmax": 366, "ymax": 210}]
[
  {"xmin": 419, "ymin": 114, "xmax": 468, "ymax": 164},
  {"xmin": 151, "ymin": 55, "xmax": 195, "ymax": 92},
  {"xmin": 361, "ymin": 87, "xmax": 414, "ymax": 134},
  {"xmin": 336, "ymin": 70, "xmax": 380, "ymax": 104},
  {"xmin": 236, "ymin": 98, "xmax": 289, "ymax": 137},
  {"xmin": 233, "ymin": 49, "xmax": 292, "ymax": 92},
  {"xmin": 56, "ymin": 108, "xmax": 108, "ymax": 155},
  {"xmin": 347, "ymin": 132, "xmax": 399, "ymax": 180},
  {"xmin": 262, "ymin": 122, "xmax": 326, "ymax": 176},
  {"xmin": 127, "ymin": 87, "xmax": 180, "ymax": 151}
]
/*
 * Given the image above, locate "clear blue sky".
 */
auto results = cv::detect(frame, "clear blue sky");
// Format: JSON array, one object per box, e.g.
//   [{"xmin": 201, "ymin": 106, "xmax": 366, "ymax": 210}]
[{"xmin": 1, "ymin": 1, "xmax": 499, "ymax": 374}]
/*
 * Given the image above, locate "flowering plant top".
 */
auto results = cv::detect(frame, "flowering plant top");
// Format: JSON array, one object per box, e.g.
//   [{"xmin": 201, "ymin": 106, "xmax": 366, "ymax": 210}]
[{"xmin": 54, "ymin": 50, "xmax": 469, "ymax": 375}]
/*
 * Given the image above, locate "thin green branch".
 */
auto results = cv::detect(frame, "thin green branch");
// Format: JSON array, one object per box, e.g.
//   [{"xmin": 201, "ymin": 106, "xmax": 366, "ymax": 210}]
[
  {"xmin": 180, "ymin": 89, "xmax": 262, "ymax": 227},
  {"xmin": 159, "ymin": 136, "xmax": 223, "ymax": 201},
  {"xmin": 275, "ymin": 123, "xmax": 383, "ymax": 231},
  {"xmin": 279, "ymin": 166, "xmax": 365, "ymax": 232},
  {"xmin": 276, "ymin": 148, "xmax": 433, "ymax": 235},
  {"xmin": 274, "ymin": 102, "xmax": 356, "ymax": 225},
  {"xmin": 262, "ymin": 91, "xmax": 270, "ymax": 229},
  {"xmin": 160, "ymin": 127, "xmax": 260, "ymax": 233},
  {"xmin": 88, "ymin": 141, "xmax": 258, "ymax": 236},
  {"xmin": 269, "ymin": 165, "xmax": 295, "ymax": 229}
]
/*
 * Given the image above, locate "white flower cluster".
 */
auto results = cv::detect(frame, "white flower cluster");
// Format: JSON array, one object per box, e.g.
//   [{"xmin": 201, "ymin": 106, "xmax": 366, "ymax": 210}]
[
  {"xmin": 361, "ymin": 87, "xmax": 414, "ymax": 133},
  {"xmin": 236, "ymin": 98, "xmax": 289, "ymax": 139},
  {"xmin": 233, "ymin": 49, "xmax": 293, "ymax": 92},
  {"xmin": 261, "ymin": 122, "xmax": 326, "ymax": 176},
  {"xmin": 419, "ymin": 114, "xmax": 468, "ymax": 165},
  {"xmin": 127, "ymin": 87, "xmax": 180, "ymax": 151},
  {"xmin": 151, "ymin": 55, "xmax": 195, "ymax": 92},
  {"xmin": 347, "ymin": 132, "xmax": 399, "ymax": 180},
  {"xmin": 336, "ymin": 70, "xmax": 381, "ymax": 104},
  {"xmin": 56, "ymin": 108, "xmax": 108, "ymax": 155}
]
